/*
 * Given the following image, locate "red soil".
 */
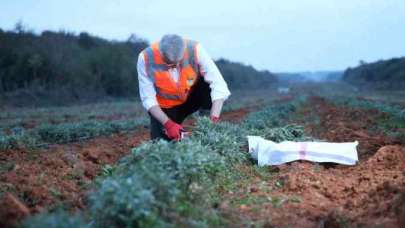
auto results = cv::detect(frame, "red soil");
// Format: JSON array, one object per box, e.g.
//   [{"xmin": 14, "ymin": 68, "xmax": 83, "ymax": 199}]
[
  {"xmin": 0, "ymin": 193, "xmax": 30, "ymax": 228},
  {"xmin": 229, "ymin": 97, "xmax": 405, "ymax": 227},
  {"xmin": 0, "ymin": 107, "xmax": 252, "ymax": 227},
  {"xmin": 303, "ymin": 96, "xmax": 400, "ymax": 159},
  {"xmin": 0, "ymin": 130, "xmax": 149, "ymax": 222},
  {"xmin": 236, "ymin": 145, "xmax": 405, "ymax": 227},
  {"xmin": 221, "ymin": 107, "xmax": 253, "ymax": 123}
]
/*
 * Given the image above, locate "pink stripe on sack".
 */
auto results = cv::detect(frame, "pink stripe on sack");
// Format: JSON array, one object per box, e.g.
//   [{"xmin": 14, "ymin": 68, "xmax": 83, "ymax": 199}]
[{"xmin": 299, "ymin": 142, "xmax": 307, "ymax": 160}]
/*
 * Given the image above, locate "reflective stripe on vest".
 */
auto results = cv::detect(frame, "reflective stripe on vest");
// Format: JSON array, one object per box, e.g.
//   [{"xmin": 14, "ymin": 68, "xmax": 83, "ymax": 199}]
[{"xmin": 143, "ymin": 39, "xmax": 200, "ymax": 108}]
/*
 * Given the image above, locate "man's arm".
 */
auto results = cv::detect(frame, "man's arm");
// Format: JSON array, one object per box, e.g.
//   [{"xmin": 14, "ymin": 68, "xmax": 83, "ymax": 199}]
[
  {"xmin": 211, "ymin": 99, "xmax": 224, "ymax": 118},
  {"xmin": 148, "ymin": 105, "xmax": 169, "ymax": 124},
  {"xmin": 137, "ymin": 53, "xmax": 183, "ymax": 140},
  {"xmin": 149, "ymin": 105, "xmax": 183, "ymax": 140},
  {"xmin": 196, "ymin": 44, "xmax": 231, "ymax": 120},
  {"xmin": 137, "ymin": 53, "xmax": 170, "ymax": 124}
]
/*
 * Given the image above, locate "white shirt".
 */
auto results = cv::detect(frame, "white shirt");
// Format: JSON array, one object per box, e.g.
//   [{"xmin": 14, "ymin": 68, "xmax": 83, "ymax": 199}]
[{"xmin": 137, "ymin": 43, "xmax": 231, "ymax": 111}]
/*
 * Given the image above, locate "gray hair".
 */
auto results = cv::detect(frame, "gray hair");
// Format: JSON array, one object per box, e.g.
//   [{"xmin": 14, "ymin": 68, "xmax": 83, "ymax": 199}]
[{"xmin": 160, "ymin": 34, "xmax": 185, "ymax": 63}]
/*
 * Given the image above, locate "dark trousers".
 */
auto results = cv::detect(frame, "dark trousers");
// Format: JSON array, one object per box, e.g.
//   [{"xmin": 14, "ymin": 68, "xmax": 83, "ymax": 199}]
[{"xmin": 149, "ymin": 77, "xmax": 212, "ymax": 140}]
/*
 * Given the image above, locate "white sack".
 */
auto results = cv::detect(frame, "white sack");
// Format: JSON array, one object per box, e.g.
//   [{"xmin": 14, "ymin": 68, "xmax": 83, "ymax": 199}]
[{"xmin": 247, "ymin": 136, "xmax": 358, "ymax": 166}]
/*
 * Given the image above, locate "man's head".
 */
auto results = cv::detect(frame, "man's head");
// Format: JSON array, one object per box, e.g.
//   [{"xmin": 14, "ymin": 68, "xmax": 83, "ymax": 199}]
[{"xmin": 160, "ymin": 34, "xmax": 185, "ymax": 65}]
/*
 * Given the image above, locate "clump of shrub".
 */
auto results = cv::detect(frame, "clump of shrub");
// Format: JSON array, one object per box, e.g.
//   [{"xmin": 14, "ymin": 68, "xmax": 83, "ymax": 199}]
[
  {"xmin": 0, "ymin": 132, "xmax": 39, "ymax": 150},
  {"xmin": 243, "ymin": 103, "xmax": 297, "ymax": 130},
  {"xmin": 192, "ymin": 118, "xmax": 250, "ymax": 164},
  {"xmin": 90, "ymin": 138, "xmax": 227, "ymax": 227},
  {"xmin": 253, "ymin": 124, "xmax": 305, "ymax": 142}
]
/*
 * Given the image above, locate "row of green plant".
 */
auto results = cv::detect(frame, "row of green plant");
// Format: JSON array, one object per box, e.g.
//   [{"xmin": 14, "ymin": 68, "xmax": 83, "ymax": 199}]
[
  {"xmin": 0, "ymin": 90, "xmax": 274, "ymax": 135},
  {"xmin": 0, "ymin": 92, "xmax": 285, "ymax": 150},
  {"xmin": 22, "ymin": 100, "xmax": 306, "ymax": 228},
  {"xmin": 329, "ymin": 96, "xmax": 405, "ymax": 120},
  {"xmin": 327, "ymin": 96, "xmax": 405, "ymax": 140},
  {"xmin": 0, "ymin": 118, "xmax": 147, "ymax": 150},
  {"xmin": 0, "ymin": 100, "xmax": 145, "ymax": 132}
]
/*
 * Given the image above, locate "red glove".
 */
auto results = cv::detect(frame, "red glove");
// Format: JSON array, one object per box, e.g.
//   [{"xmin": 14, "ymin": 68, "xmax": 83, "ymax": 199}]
[
  {"xmin": 164, "ymin": 119, "xmax": 184, "ymax": 141},
  {"xmin": 210, "ymin": 115, "xmax": 220, "ymax": 124}
]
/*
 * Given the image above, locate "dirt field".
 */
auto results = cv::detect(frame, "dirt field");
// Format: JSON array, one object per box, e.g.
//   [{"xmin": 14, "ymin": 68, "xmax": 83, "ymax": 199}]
[
  {"xmin": 224, "ymin": 97, "xmax": 405, "ymax": 227},
  {"xmin": 0, "ymin": 107, "xmax": 254, "ymax": 227},
  {"xmin": 1, "ymin": 96, "xmax": 404, "ymax": 227},
  {"xmin": 0, "ymin": 131, "xmax": 149, "ymax": 227}
]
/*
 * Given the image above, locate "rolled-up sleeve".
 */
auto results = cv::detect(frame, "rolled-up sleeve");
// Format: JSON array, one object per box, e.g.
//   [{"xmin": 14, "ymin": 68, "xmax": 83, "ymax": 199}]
[
  {"xmin": 137, "ymin": 53, "xmax": 159, "ymax": 111},
  {"xmin": 196, "ymin": 44, "xmax": 231, "ymax": 101}
]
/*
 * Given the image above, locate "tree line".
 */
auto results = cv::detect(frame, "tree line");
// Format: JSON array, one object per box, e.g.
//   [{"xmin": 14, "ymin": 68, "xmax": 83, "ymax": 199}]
[
  {"xmin": 0, "ymin": 26, "xmax": 277, "ymax": 106},
  {"xmin": 343, "ymin": 57, "xmax": 405, "ymax": 90}
]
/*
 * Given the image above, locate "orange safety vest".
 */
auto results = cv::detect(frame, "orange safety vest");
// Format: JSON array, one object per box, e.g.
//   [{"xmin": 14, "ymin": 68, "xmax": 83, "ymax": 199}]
[{"xmin": 142, "ymin": 39, "xmax": 200, "ymax": 108}]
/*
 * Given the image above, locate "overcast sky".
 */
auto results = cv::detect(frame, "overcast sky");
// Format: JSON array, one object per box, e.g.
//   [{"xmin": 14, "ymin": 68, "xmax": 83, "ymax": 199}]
[{"xmin": 1, "ymin": 0, "xmax": 404, "ymax": 72}]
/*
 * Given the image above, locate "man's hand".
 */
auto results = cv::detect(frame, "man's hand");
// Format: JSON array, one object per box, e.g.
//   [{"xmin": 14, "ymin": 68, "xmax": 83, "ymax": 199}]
[
  {"xmin": 210, "ymin": 115, "xmax": 220, "ymax": 124},
  {"xmin": 164, "ymin": 119, "xmax": 184, "ymax": 141}
]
